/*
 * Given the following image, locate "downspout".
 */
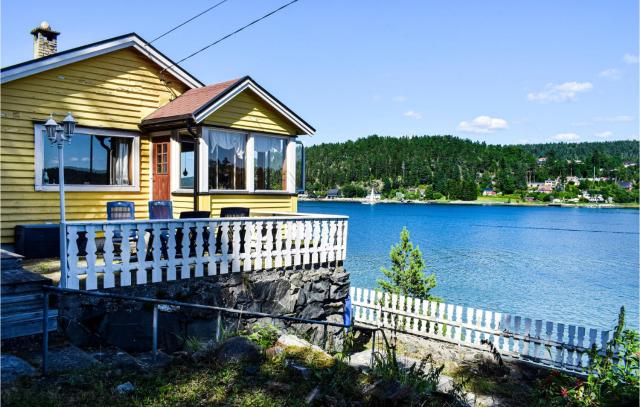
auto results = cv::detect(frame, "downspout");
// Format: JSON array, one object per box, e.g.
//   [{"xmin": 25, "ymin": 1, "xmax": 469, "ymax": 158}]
[{"xmin": 187, "ymin": 119, "xmax": 200, "ymax": 211}]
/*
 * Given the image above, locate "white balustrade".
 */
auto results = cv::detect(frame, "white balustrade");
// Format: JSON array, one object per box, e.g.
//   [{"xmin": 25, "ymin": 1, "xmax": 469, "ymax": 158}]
[
  {"xmin": 63, "ymin": 214, "xmax": 348, "ymax": 291},
  {"xmin": 350, "ymin": 287, "xmax": 612, "ymax": 374}
]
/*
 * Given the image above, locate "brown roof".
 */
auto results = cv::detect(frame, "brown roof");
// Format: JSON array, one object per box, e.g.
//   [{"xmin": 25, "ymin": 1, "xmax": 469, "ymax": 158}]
[{"xmin": 143, "ymin": 77, "xmax": 241, "ymax": 122}]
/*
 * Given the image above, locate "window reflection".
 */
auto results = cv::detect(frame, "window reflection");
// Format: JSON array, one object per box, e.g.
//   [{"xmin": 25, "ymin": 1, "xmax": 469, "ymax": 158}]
[
  {"xmin": 207, "ymin": 129, "xmax": 246, "ymax": 190},
  {"xmin": 254, "ymin": 135, "xmax": 286, "ymax": 191},
  {"xmin": 42, "ymin": 131, "xmax": 132, "ymax": 185},
  {"xmin": 180, "ymin": 138, "xmax": 195, "ymax": 189}
]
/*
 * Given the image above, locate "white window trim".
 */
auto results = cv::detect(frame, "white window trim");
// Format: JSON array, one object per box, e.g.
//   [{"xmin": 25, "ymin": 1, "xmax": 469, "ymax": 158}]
[{"xmin": 34, "ymin": 124, "xmax": 141, "ymax": 192}]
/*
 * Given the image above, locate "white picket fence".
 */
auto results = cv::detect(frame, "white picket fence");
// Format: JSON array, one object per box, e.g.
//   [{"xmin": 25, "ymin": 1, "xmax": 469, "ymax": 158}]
[
  {"xmin": 350, "ymin": 287, "xmax": 611, "ymax": 373},
  {"xmin": 62, "ymin": 214, "xmax": 348, "ymax": 290}
]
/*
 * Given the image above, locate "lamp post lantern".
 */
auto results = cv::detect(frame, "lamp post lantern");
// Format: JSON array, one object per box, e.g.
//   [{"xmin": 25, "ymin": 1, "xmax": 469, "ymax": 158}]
[{"xmin": 44, "ymin": 112, "xmax": 76, "ymax": 288}]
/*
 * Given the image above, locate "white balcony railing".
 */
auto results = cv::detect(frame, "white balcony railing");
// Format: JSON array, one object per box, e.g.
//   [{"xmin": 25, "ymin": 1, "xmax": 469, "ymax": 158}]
[{"xmin": 62, "ymin": 213, "xmax": 348, "ymax": 290}]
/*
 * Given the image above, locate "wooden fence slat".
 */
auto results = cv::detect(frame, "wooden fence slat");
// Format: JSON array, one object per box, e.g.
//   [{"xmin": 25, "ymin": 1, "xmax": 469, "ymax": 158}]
[
  {"xmin": 555, "ymin": 323, "xmax": 566, "ymax": 366},
  {"xmin": 103, "ymin": 225, "xmax": 115, "ymax": 289},
  {"xmin": 567, "ymin": 325, "xmax": 577, "ymax": 366},
  {"xmin": 576, "ymin": 326, "xmax": 586, "ymax": 368}
]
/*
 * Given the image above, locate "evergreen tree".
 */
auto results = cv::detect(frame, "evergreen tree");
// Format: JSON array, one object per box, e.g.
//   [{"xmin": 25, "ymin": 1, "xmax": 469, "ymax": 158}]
[{"xmin": 378, "ymin": 227, "xmax": 438, "ymax": 300}]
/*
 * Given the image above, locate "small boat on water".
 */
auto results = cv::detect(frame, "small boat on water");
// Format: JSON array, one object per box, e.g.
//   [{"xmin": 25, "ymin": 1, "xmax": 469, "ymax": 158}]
[{"xmin": 362, "ymin": 187, "xmax": 380, "ymax": 205}]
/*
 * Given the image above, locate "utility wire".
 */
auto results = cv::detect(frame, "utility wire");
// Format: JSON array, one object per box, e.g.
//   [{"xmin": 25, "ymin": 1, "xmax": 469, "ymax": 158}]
[
  {"xmin": 160, "ymin": 0, "xmax": 300, "ymax": 75},
  {"xmin": 149, "ymin": 0, "xmax": 231, "ymax": 44}
]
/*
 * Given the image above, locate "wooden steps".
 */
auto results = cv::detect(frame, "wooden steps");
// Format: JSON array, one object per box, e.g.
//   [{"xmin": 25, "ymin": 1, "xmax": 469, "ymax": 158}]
[{"xmin": 1, "ymin": 249, "xmax": 58, "ymax": 339}]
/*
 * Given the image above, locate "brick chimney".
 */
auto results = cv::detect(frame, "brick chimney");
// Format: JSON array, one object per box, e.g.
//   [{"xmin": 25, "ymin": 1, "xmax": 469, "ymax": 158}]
[{"xmin": 30, "ymin": 21, "xmax": 59, "ymax": 59}]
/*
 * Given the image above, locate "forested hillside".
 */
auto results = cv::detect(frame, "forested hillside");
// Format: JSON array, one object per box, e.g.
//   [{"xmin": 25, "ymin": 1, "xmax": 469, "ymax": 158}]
[{"xmin": 305, "ymin": 135, "xmax": 639, "ymax": 201}]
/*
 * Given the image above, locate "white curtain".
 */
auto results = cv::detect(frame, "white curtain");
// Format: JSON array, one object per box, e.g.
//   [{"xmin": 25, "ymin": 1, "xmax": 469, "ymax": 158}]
[
  {"xmin": 111, "ymin": 138, "xmax": 130, "ymax": 185},
  {"xmin": 207, "ymin": 129, "xmax": 245, "ymax": 158}
]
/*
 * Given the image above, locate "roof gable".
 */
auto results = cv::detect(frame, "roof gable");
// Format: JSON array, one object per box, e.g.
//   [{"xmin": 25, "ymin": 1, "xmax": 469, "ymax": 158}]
[
  {"xmin": 1, "ymin": 33, "xmax": 203, "ymax": 89},
  {"xmin": 142, "ymin": 76, "xmax": 315, "ymax": 135}
]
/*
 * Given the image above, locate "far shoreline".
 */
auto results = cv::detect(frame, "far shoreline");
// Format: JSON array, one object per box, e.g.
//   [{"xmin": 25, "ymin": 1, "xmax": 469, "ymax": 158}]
[{"xmin": 299, "ymin": 197, "xmax": 640, "ymax": 210}]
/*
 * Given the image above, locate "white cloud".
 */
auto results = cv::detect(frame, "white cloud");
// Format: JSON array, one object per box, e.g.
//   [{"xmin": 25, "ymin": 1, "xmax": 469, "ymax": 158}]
[
  {"xmin": 599, "ymin": 68, "xmax": 621, "ymax": 79},
  {"xmin": 594, "ymin": 115, "xmax": 634, "ymax": 123},
  {"xmin": 527, "ymin": 81, "xmax": 593, "ymax": 103},
  {"xmin": 457, "ymin": 115, "xmax": 508, "ymax": 134},
  {"xmin": 552, "ymin": 133, "xmax": 580, "ymax": 142},
  {"xmin": 392, "ymin": 96, "xmax": 407, "ymax": 103},
  {"xmin": 594, "ymin": 131, "xmax": 613, "ymax": 138},
  {"xmin": 623, "ymin": 53, "xmax": 639, "ymax": 64},
  {"xmin": 403, "ymin": 110, "xmax": 423, "ymax": 120}
]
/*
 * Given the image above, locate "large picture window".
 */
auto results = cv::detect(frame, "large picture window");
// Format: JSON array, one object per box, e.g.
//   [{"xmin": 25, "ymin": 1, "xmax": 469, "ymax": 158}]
[
  {"xmin": 207, "ymin": 129, "xmax": 246, "ymax": 190},
  {"xmin": 36, "ymin": 125, "xmax": 138, "ymax": 190},
  {"xmin": 254, "ymin": 135, "xmax": 286, "ymax": 191}
]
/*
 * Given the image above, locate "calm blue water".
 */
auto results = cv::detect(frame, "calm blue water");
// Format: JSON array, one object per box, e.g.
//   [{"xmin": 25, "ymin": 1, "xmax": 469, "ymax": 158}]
[{"xmin": 299, "ymin": 201, "xmax": 639, "ymax": 331}]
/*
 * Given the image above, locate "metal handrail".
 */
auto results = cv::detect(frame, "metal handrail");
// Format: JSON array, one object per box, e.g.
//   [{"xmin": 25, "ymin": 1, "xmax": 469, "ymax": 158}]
[{"xmin": 41, "ymin": 285, "xmax": 387, "ymax": 375}]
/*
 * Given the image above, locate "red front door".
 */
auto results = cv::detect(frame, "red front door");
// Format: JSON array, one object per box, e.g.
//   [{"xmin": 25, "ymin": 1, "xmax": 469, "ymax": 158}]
[{"xmin": 152, "ymin": 137, "xmax": 170, "ymax": 200}]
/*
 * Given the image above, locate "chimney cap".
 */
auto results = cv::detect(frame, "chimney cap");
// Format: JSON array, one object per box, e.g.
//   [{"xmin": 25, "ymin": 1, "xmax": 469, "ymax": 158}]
[{"xmin": 31, "ymin": 21, "xmax": 60, "ymax": 38}]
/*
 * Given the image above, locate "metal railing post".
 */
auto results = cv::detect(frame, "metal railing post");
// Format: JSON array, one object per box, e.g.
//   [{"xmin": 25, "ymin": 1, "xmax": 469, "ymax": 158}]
[
  {"xmin": 370, "ymin": 329, "xmax": 376, "ymax": 368},
  {"xmin": 215, "ymin": 311, "xmax": 222, "ymax": 342},
  {"xmin": 42, "ymin": 291, "xmax": 49, "ymax": 375},
  {"xmin": 152, "ymin": 304, "xmax": 158, "ymax": 361}
]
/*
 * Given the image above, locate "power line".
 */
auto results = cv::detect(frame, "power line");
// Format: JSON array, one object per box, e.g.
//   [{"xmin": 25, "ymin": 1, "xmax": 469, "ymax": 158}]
[
  {"xmin": 149, "ymin": 0, "xmax": 232, "ymax": 44},
  {"xmin": 160, "ymin": 0, "xmax": 300, "ymax": 75}
]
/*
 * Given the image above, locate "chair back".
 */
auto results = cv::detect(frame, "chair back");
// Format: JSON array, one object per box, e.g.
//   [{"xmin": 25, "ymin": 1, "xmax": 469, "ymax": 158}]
[
  {"xmin": 179, "ymin": 211, "xmax": 211, "ymax": 219},
  {"xmin": 220, "ymin": 207, "xmax": 250, "ymax": 218},
  {"xmin": 107, "ymin": 201, "xmax": 135, "ymax": 221},
  {"xmin": 149, "ymin": 200, "xmax": 173, "ymax": 220}
]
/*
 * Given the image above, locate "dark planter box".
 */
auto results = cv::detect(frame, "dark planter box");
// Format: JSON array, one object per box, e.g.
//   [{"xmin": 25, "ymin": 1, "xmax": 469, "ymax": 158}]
[{"xmin": 15, "ymin": 224, "xmax": 60, "ymax": 259}]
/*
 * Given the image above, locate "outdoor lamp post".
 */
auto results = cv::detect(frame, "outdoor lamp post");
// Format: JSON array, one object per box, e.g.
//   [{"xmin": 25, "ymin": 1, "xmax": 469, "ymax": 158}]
[{"xmin": 44, "ymin": 112, "xmax": 76, "ymax": 288}]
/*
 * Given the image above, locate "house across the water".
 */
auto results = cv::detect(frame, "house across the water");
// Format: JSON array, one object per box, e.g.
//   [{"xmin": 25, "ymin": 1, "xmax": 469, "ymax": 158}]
[
  {"xmin": 1, "ymin": 23, "xmax": 315, "ymax": 246},
  {"xmin": 326, "ymin": 188, "xmax": 341, "ymax": 199}
]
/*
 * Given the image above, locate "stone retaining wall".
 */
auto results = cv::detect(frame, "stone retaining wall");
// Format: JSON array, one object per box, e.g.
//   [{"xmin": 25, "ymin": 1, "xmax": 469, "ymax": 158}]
[{"xmin": 57, "ymin": 267, "xmax": 350, "ymax": 353}]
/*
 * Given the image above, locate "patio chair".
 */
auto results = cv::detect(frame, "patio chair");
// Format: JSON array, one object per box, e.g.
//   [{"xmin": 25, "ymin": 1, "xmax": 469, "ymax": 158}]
[
  {"xmin": 149, "ymin": 200, "xmax": 173, "ymax": 220},
  {"xmin": 148, "ymin": 200, "xmax": 173, "ymax": 258},
  {"xmin": 106, "ymin": 200, "xmax": 137, "ymax": 258},
  {"xmin": 106, "ymin": 201, "xmax": 137, "ymax": 240},
  {"xmin": 177, "ymin": 211, "xmax": 211, "ymax": 257},
  {"xmin": 216, "ymin": 207, "xmax": 250, "ymax": 254}
]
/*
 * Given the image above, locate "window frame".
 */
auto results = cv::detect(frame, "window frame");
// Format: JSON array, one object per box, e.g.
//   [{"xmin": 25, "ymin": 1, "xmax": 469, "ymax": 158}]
[
  {"xmin": 205, "ymin": 127, "xmax": 249, "ymax": 193},
  {"xmin": 34, "ymin": 124, "xmax": 140, "ymax": 192},
  {"xmin": 252, "ymin": 133, "xmax": 289, "ymax": 193},
  {"xmin": 178, "ymin": 135, "xmax": 196, "ymax": 190}
]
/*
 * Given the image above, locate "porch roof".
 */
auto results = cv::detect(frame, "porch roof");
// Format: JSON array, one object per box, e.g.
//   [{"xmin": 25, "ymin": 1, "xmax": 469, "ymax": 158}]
[{"xmin": 141, "ymin": 75, "xmax": 315, "ymax": 135}]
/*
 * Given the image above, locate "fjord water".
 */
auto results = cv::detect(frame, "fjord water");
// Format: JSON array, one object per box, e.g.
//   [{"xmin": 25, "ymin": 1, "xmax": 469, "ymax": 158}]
[{"xmin": 299, "ymin": 201, "xmax": 639, "ymax": 330}]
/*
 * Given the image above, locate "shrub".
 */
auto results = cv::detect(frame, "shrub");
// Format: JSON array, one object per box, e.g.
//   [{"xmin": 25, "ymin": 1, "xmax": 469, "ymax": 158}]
[
  {"xmin": 242, "ymin": 323, "xmax": 280, "ymax": 350},
  {"xmin": 534, "ymin": 307, "xmax": 639, "ymax": 406}
]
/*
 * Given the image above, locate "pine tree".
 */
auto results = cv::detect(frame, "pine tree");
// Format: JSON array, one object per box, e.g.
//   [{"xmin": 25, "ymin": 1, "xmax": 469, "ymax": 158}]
[{"xmin": 377, "ymin": 227, "xmax": 438, "ymax": 300}]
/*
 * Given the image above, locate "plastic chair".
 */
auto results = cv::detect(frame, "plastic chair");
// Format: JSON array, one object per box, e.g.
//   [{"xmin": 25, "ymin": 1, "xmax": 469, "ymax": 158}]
[
  {"xmin": 216, "ymin": 207, "xmax": 250, "ymax": 254},
  {"xmin": 176, "ymin": 211, "xmax": 210, "ymax": 257},
  {"xmin": 179, "ymin": 211, "xmax": 211, "ymax": 219},
  {"xmin": 106, "ymin": 201, "xmax": 137, "ymax": 241},
  {"xmin": 107, "ymin": 201, "xmax": 135, "ymax": 220},
  {"xmin": 148, "ymin": 200, "xmax": 173, "ymax": 259},
  {"xmin": 220, "ymin": 207, "xmax": 250, "ymax": 218},
  {"xmin": 148, "ymin": 200, "xmax": 173, "ymax": 220}
]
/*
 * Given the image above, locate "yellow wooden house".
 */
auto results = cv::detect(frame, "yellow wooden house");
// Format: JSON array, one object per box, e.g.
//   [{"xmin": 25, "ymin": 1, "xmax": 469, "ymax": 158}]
[{"xmin": 0, "ymin": 24, "xmax": 313, "ymax": 245}]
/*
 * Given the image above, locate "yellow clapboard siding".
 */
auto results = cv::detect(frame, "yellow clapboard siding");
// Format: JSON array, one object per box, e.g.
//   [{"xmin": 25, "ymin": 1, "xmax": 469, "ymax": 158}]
[
  {"xmin": 0, "ymin": 47, "xmax": 188, "ymax": 244},
  {"xmin": 203, "ymin": 89, "xmax": 299, "ymax": 135},
  {"xmin": 208, "ymin": 194, "xmax": 296, "ymax": 215},
  {"xmin": 2, "ymin": 90, "xmax": 144, "ymax": 114}
]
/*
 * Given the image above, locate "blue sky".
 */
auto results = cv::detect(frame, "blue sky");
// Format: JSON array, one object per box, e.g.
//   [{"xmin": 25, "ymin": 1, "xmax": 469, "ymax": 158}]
[{"xmin": 2, "ymin": 0, "xmax": 638, "ymax": 145}]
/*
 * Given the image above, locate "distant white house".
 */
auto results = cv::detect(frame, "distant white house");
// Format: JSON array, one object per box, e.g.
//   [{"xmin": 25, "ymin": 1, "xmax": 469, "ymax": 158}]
[
  {"xmin": 482, "ymin": 188, "xmax": 497, "ymax": 196},
  {"xmin": 565, "ymin": 176, "xmax": 580, "ymax": 186}
]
